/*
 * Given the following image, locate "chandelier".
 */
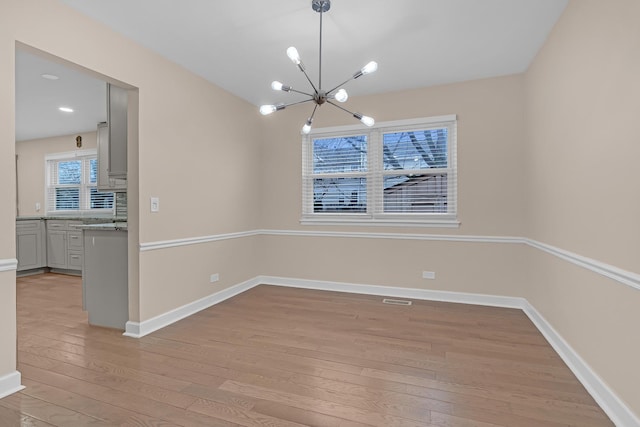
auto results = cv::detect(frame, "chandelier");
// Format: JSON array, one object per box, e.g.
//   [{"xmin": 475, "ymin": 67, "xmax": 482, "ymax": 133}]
[{"xmin": 259, "ymin": 0, "xmax": 378, "ymax": 134}]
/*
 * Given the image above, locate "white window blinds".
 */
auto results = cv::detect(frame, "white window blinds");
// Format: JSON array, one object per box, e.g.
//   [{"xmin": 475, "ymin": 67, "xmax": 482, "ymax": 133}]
[
  {"xmin": 45, "ymin": 150, "xmax": 114, "ymax": 214},
  {"xmin": 302, "ymin": 115, "xmax": 458, "ymax": 227}
]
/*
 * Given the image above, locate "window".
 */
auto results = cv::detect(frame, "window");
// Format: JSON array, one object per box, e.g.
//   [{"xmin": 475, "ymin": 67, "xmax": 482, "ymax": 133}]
[
  {"xmin": 302, "ymin": 115, "xmax": 457, "ymax": 227},
  {"xmin": 46, "ymin": 150, "xmax": 114, "ymax": 214}
]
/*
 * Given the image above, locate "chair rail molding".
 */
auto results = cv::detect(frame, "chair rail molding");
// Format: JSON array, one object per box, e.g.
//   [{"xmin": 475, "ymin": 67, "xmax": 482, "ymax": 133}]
[{"xmin": 0, "ymin": 258, "xmax": 18, "ymax": 272}]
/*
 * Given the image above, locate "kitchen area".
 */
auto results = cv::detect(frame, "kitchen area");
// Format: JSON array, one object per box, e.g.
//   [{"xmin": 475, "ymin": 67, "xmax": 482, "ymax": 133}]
[{"xmin": 16, "ymin": 50, "xmax": 130, "ymax": 330}]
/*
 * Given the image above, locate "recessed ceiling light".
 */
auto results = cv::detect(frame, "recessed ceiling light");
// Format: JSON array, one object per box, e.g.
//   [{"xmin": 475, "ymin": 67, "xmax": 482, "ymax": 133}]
[
  {"xmin": 59, "ymin": 107, "xmax": 74, "ymax": 113},
  {"xmin": 41, "ymin": 73, "xmax": 59, "ymax": 80}
]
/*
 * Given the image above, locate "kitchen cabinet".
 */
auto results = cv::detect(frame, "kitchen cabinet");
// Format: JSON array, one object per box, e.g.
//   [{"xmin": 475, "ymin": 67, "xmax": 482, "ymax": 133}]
[
  {"xmin": 97, "ymin": 122, "xmax": 126, "ymax": 191},
  {"xmin": 83, "ymin": 228, "xmax": 128, "ymax": 329},
  {"xmin": 46, "ymin": 220, "xmax": 83, "ymax": 273},
  {"xmin": 106, "ymin": 83, "xmax": 128, "ymax": 179},
  {"xmin": 16, "ymin": 220, "xmax": 46, "ymax": 271}
]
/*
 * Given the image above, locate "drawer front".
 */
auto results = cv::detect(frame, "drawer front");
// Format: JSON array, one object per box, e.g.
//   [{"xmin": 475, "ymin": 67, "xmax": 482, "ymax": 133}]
[
  {"xmin": 68, "ymin": 250, "xmax": 83, "ymax": 270},
  {"xmin": 68, "ymin": 231, "xmax": 83, "ymax": 250},
  {"xmin": 47, "ymin": 220, "xmax": 67, "ymax": 231},
  {"xmin": 67, "ymin": 221, "xmax": 84, "ymax": 231},
  {"xmin": 16, "ymin": 220, "xmax": 42, "ymax": 231}
]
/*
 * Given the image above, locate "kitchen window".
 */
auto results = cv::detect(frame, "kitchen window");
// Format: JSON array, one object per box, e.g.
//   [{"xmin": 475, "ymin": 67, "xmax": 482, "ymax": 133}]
[
  {"xmin": 45, "ymin": 149, "xmax": 114, "ymax": 214},
  {"xmin": 302, "ymin": 115, "xmax": 458, "ymax": 227}
]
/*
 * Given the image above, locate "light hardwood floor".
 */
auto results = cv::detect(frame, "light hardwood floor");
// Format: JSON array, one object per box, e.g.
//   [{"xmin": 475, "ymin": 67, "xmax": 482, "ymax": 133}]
[{"xmin": 3, "ymin": 273, "xmax": 613, "ymax": 426}]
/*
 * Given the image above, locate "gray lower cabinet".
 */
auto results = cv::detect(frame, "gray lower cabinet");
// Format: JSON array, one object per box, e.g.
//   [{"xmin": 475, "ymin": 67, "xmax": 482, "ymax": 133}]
[
  {"xmin": 83, "ymin": 229, "xmax": 128, "ymax": 329},
  {"xmin": 46, "ymin": 220, "xmax": 84, "ymax": 272},
  {"xmin": 46, "ymin": 229, "xmax": 67, "ymax": 269},
  {"xmin": 16, "ymin": 220, "xmax": 46, "ymax": 271}
]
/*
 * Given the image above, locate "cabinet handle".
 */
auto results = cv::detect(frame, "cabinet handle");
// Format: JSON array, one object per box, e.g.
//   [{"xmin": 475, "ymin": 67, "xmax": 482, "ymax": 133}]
[{"xmin": 70, "ymin": 255, "xmax": 80, "ymax": 259}]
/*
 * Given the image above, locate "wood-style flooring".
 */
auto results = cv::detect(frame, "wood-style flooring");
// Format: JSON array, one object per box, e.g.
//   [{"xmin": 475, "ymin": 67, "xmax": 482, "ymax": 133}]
[{"xmin": 3, "ymin": 272, "xmax": 613, "ymax": 426}]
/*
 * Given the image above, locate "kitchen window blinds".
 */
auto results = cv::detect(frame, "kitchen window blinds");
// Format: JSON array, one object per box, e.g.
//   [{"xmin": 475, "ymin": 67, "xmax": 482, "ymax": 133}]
[{"xmin": 45, "ymin": 149, "xmax": 114, "ymax": 214}]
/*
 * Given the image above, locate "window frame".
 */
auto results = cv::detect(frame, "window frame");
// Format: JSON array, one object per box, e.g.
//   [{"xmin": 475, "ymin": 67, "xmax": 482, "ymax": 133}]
[
  {"xmin": 45, "ymin": 149, "xmax": 115, "ymax": 215},
  {"xmin": 302, "ymin": 115, "xmax": 458, "ymax": 227}
]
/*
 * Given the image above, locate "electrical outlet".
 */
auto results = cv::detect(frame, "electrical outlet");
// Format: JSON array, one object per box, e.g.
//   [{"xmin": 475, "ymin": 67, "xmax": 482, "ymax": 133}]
[
  {"xmin": 422, "ymin": 271, "xmax": 436, "ymax": 280},
  {"xmin": 35, "ymin": 202, "xmax": 41, "ymax": 212},
  {"xmin": 210, "ymin": 273, "xmax": 219, "ymax": 283}
]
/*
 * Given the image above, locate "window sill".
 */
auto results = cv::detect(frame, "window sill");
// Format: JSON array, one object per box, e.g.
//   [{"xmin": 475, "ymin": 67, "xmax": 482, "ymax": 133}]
[{"xmin": 300, "ymin": 216, "xmax": 460, "ymax": 228}]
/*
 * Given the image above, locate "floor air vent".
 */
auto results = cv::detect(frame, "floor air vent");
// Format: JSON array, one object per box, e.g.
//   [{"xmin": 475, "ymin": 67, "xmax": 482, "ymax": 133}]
[{"xmin": 382, "ymin": 298, "xmax": 412, "ymax": 306}]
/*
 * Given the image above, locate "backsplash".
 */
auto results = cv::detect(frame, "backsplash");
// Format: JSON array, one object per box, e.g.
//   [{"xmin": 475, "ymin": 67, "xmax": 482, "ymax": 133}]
[{"xmin": 115, "ymin": 192, "xmax": 127, "ymax": 218}]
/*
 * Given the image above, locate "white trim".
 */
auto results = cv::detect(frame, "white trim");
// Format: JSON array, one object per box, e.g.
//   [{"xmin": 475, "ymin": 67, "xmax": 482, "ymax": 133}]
[
  {"xmin": 299, "ymin": 218, "xmax": 461, "ymax": 228},
  {"xmin": 123, "ymin": 277, "xmax": 261, "ymax": 338},
  {"xmin": 0, "ymin": 371, "xmax": 24, "ymax": 399},
  {"xmin": 522, "ymin": 301, "xmax": 640, "ymax": 427},
  {"xmin": 261, "ymin": 229, "xmax": 521, "ymax": 244},
  {"xmin": 257, "ymin": 275, "xmax": 525, "ymax": 309},
  {"xmin": 139, "ymin": 230, "xmax": 259, "ymax": 252},
  {"xmin": 137, "ymin": 229, "xmax": 639, "ymax": 291},
  {"xmin": 526, "ymin": 239, "xmax": 640, "ymax": 292},
  {"xmin": 0, "ymin": 258, "xmax": 18, "ymax": 272}
]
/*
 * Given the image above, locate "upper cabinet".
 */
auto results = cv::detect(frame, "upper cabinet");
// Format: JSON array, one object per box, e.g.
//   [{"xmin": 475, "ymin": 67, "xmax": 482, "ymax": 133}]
[
  {"xmin": 97, "ymin": 83, "xmax": 127, "ymax": 191},
  {"xmin": 107, "ymin": 83, "xmax": 127, "ymax": 179},
  {"xmin": 97, "ymin": 122, "xmax": 126, "ymax": 191}
]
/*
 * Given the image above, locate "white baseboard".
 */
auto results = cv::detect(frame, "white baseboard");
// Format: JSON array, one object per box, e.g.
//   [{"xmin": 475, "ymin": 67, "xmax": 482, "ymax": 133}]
[
  {"xmin": 0, "ymin": 371, "xmax": 24, "ymax": 399},
  {"xmin": 256, "ymin": 275, "xmax": 527, "ymax": 309},
  {"xmin": 122, "ymin": 274, "xmax": 638, "ymax": 426},
  {"xmin": 123, "ymin": 277, "xmax": 261, "ymax": 338},
  {"xmin": 522, "ymin": 302, "xmax": 640, "ymax": 427}
]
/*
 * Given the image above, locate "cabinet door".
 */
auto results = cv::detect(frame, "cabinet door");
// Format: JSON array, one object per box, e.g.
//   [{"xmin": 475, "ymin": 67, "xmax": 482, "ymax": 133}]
[
  {"xmin": 47, "ymin": 230, "xmax": 67, "ymax": 269},
  {"xmin": 97, "ymin": 122, "xmax": 126, "ymax": 191},
  {"xmin": 107, "ymin": 83, "xmax": 128, "ymax": 179},
  {"xmin": 16, "ymin": 220, "xmax": 45, "ymax": 271},
  {"xmin": 17, "ymin": 231, "xmax": 40, "ymax": 271}
]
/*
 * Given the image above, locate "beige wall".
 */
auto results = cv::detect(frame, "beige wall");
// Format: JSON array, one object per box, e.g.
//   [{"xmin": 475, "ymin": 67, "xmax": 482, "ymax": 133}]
[
  {"xmin": 257, "ymin": 235, "xmax": 528, "ymax": 299},
  {"xmin": 260, "ymin": 74, "xmax": 527, "ymax": 237},
  {"xmin": 523, "ymin": 0, "xmax": 640, "ymax": 415},
  {"xmin": 0, "ymin": 4, "xmax": 18, "ymax": 379},
  {"xmin": 525, "ymin": 0, "xmax": 640, "ymax": 271},
  {"xmin": 257, "ymin": 74, "xmax": 530, "ymax": 302},
  {"xmin": 16, "ymin": 131, "xmax": 97, "ymax": 217}
]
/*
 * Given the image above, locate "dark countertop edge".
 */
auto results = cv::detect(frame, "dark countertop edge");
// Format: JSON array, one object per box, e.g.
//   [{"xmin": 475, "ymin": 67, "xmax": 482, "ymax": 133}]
[{"xmin": 80, "ymin": 223, "xmax": 128, "ymax": 231}]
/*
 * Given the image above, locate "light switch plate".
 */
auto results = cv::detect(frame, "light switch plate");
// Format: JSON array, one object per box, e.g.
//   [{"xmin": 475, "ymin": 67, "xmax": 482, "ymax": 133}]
[{"xmin": 150, "ymin": 197, "xmax": 160, "ymax": 213}]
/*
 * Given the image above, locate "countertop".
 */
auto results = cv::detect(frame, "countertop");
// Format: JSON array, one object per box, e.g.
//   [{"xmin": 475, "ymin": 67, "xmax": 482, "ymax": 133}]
[
  {"xmin": 17, "ymin": 216, "xmax": 127, "ymax": 223},
  {"xmin": 17, "ymin": 216, "xmax": 128, "ymax": 231}
]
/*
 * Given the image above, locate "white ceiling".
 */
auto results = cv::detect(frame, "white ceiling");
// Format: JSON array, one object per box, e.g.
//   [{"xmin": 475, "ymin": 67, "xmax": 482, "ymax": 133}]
[
  {"xmin": 16, "ymin": 0, "xmax": 567, "ymax": 141},
  {"xmin": 15, "ymin": 50, "xmax": 107, "ymax": 142}
]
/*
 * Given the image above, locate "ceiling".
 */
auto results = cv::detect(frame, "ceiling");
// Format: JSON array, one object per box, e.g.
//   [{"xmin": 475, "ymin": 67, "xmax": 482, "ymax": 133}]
[
  {"xmin": 15, "ymin": 50, "xmax": 107, "ymax": 142},
  {"xmin": 16, "ymin": 0, "xmax": 568, "ymax": 141}
]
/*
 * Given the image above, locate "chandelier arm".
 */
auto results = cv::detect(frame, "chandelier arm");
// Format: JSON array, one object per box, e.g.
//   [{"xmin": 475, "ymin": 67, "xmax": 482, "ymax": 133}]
[
  {"xmin": 298, "ymin": 66, "xmax": 319, "ymax": 94},
  {"xmin": 309, "ymin": 103, "xmax": 319, "ymax": 121},
  {"xmin": 289, "ymin": 88, "xmax": 315, "ymax": 97},
  {"xmin": 326, "ymin": 76, "xmax": 355, "ymax": 96},
  {"xmin": 283, "ymin": 98, "xmax": 316, "ymax": 108},
  {"xmin": 327, "ymin": 100, "xmax": 356, "ymax": 116}
]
